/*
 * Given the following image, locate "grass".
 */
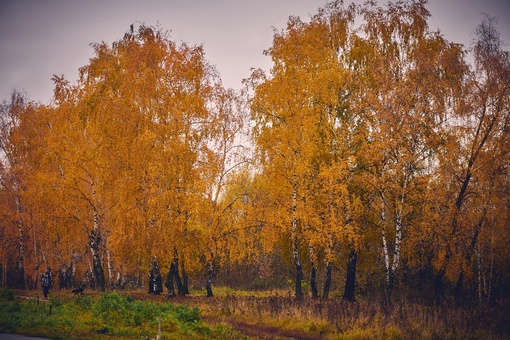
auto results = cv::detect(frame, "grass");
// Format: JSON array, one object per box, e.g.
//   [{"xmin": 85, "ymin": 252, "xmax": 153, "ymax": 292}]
[
  {"xmin": 193, "ymin": 287, "xmax": 510, "ymax": 339},
  {"xmin": 0, "ymin": 287, "xmax": 241, "ymax": 339},
  {"xmin": 1, "ymin": 286, "xmax": 508, "ymax": 339}
]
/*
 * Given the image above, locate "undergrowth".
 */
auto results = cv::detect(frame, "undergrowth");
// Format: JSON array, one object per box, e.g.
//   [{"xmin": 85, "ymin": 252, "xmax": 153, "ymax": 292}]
[
  {"xmin": 2, "ymin": 286, "xmax": 508, "ymax": 339},
  {"xmin": 197, "ymin": 288, "xmax": 510, "ymax": 339},
  {"xmin": 0, "ymin": 288, "xmax": 240, "ymax": 339}
]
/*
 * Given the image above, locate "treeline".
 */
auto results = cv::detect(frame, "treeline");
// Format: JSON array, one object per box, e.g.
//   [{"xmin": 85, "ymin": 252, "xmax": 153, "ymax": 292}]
[{"xmin": 0, "ymin": 0, "xmax": 509, "ymax": 306}]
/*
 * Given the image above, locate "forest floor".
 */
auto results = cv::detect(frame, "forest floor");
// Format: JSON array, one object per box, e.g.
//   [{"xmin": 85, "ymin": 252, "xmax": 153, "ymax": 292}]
[
  {"xmin": 13, "ymin": 288, "xmax": 326, "ymax": 339},
  {"xmin": 12, "ymin": 288, "xmax": 509, "ymax": 339}
]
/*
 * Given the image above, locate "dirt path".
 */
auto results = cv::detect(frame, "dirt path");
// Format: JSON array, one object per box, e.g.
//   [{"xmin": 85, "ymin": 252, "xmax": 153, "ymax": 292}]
[{"xmin": 202, "ymin": 316, "xmax": 324, "ymax": 340}]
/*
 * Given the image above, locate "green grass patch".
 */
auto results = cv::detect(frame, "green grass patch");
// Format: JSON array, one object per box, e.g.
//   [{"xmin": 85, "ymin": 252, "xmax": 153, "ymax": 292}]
[{"xmin": 0, "ymin": 288, "xmax": 240, "ymax": 339}]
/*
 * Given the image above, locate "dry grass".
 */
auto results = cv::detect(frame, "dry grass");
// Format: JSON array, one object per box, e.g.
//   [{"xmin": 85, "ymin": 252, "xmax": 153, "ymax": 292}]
[
  {"xmin": 14, "ymin": 287, "xmax": 509, "ymax": 339},
  {"xmin": 192, "ymin": 288, "xmax": 509, "ymax": 339}
]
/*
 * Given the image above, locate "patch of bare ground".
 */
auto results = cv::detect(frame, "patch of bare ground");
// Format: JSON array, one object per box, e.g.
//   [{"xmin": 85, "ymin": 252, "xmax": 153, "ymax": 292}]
[{"xmin": 203, "ymin": 315, "xmax": 323, "ymax": 340}]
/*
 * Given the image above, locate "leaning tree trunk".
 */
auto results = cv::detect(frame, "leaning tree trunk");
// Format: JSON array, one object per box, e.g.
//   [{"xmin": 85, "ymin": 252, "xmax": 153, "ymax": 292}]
[
  {"xmin": 173, "ymin": 247, "xmax": 186, "ymax": 296},
  {"xmin": 166, "ymin": 248, "xmax": 186, "ymax": 297},
  {"xmin": 181, "ymin": 259, "xmax": 190, "ymax": 295},
  {"xmin": 343, "ymin": 249, "xmax": 357, "ymax": 301}
]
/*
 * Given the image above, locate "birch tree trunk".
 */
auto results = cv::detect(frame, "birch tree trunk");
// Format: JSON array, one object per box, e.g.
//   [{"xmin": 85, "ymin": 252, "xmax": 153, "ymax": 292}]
[
  {"xmin": 291, "ymin": 176, "xmax": 303, "ymax": 300},
  {"xmin": 89, "ymin": 205, "xmax": 105, "ymax": 291},
  {"xmin": 205, "ymin": 259, "xmax": 214, "ymax": 298},
  {"xmin": 106, "ymin": 247, "xmax": 114, "ymax": 289},
  {"xmin": 16, "ymin": 220, "xmax": 26, "ymax": 289}
]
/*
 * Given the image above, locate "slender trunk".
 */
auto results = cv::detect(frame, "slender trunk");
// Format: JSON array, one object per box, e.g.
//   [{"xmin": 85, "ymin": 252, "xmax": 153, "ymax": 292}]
[
  {"xmin": 343, "ymin": 249, "xmax": 357, "ymax": 301},
  {"xmin": 309, "ymin": 244, "xmax": 318, "ymax": 299},
  {"xmin": 434, "ymin": 270, "xmax": 445, "ymax": 305},
  {"xmin": 291, "ymin": 175, "xmax": 303, "ymax": 300},
  {"xmin": 206, "ymin": 260, "xmax": 214, "ymax": 297},
  {"xmin": 322, "ymin": 239, "xmax": 333, "ymax": 300},
  {"xmin": 181, "ymin": 259, "xmax": 189, "ymax": 295},
  {"xmin": 477, "ymin": 245, "xmax": 483, "ymax": 304},
  {"xmin": 488, "ymin": 221, "xmax": 494, "ymax": 303},
  {"xmin": 1, "ymin": 234, "xmax": 6, "ymax": 286},
  {"xmin": 323, "ymin": 260, "xmax": 332, "ymax": 300},
  {"xmin": 17, "ymin": 220, "xmax": 26, "ymax": 289},
  {"xmin": 87, "ymin": 260, "xmax": 95, "ymax": 289},
  {"xmin": 380, "ymin": 193, "xmax": 392, "ymax": 302},
  {"xmin": 107, "ymin": 247, "xmax": 114, "ymax": 289},
  {"xmin": 392, "ymin": 207, "xmax": 403, "ymax": 276},
  {"xmin": 32, "ymin": 213, "xmax": 39, "ymax": 290},
  {"xmin": 454, "ymin": 271, "xmax": 464, "ymax": 304},
  {"xmin": 14, "ymin": 193, "xmax": 26, "ymax": 289},
  {"xmin": 294, "ymin": 255, "xmax": 303, "ymax": 300},
  {"xmin": 381, "ymin": 178, "xmax": 405, "ymax": 304}
]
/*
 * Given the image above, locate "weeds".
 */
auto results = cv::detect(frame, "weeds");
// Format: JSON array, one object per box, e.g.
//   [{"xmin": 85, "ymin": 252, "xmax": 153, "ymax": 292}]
[
  {"xmin": 0, "ymin": 289, "xmax": 240, "ymax": 339},
  {"xmin": 1, "ymin": 287, "xmax": 508, "ymax": 339},
  {"xmin": 196, "ymin": 288, "xmax": 510, "ymax": 339}
]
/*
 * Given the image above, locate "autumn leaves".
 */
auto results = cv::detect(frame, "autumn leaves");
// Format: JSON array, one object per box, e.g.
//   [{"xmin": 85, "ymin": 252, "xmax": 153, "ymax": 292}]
[
  {"xmin": 248, "ymin": 0, "xmax": 508, "ymax": 303},
  {"xmin": 0, "ymin": 1, "xmax": 508, "ymax": 304}
]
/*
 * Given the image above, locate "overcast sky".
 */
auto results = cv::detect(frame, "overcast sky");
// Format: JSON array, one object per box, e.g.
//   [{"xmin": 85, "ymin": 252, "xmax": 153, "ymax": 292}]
[{"xmin": 1, "ymin": 0, "xmax": 509, "ymax": 104}]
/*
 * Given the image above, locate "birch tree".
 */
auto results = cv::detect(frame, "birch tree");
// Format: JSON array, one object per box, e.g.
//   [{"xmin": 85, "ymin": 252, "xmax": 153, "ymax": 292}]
[{"xmin": 356, "ymin": 0, "xmax": 466, "ymax": 301}]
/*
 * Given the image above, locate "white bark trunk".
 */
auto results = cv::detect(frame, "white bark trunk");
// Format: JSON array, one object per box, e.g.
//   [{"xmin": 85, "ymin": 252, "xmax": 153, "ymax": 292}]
[
  {"xmin": 380, "ymin": 192, "xmax": 391, "ymax": 291},
  {"xmin": 107, "ymin": 247, "xmax": 114, "ymax": 288}
]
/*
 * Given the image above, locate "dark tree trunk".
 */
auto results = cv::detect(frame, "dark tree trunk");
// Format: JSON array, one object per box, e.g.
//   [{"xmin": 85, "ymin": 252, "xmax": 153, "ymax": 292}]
[
  {"xmin": 295, "ymin": 261, "xmax": 303, "ymax": 300},
  {"xmin": 455, "ymin": 220, "xmax": 482, "ymax": 305},
  {"xmin": 384, "ymin": 270, "xmax": 395, "ymax": 304},
  {"xmin": 173, "ymin": 248, "xmax": 185, "ymax": 296},
  {"xmin": 343, "ymin": 249, "xmax": 357, "ymax": 301},
  {"xmin": 181, "ymin": 260, "xmax": 189, "ymax": 295},
  {"xmin": 434, "ymin": 270, "xmax": 445, "ymax": 305},
  {"xmin": 165, "ymin": 263, "xmax": 177, "ymax": 298},
  {"xmin": 149, "ymin": 257, "xmax": 163, "ymax": 295},
  {"xmin": 206, "ymin": 261, "xmax": 214, "ymax": 297},
  {"xmin": 310, "ymin": 261, "xmax": 318, "ymax": 299},
  {"xmin": 323, "ymin": 261, "xmax": 332, "ymax": 300},
  {"xmin": 59, "ymin": 261, "xmax": 74, "ymax": 289},
  {"xmin": 309, "ymin": 244, "xmax": 318, "ymax": 299},
  {"xmin": 454, "ymin": 271, "xmax": 464, "ymax": 304},
  {"xmin": 89, "ymin": 228, "xmax": 105, "ymax": 291}
]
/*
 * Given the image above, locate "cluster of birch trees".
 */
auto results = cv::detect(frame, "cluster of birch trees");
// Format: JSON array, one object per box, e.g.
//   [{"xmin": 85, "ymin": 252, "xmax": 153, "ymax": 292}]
[{"xmin": 1, "ymin": 0, "xmax": 508, "ymax": 305}]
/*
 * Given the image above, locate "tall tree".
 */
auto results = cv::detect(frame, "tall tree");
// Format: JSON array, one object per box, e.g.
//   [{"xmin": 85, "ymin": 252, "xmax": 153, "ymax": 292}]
[
  {"xmin": 431, "ymin": 16, "xmax": 510, "ymax": 304},
  {"xmin": 354, "ymin": 0, "xmax": 466, "ymax": 302}
]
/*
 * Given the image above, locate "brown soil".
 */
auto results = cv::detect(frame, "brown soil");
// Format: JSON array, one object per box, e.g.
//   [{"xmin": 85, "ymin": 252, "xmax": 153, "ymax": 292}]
[{"xmin": 203, "ymin": 315, "xmax": 324, "ymax": 339}]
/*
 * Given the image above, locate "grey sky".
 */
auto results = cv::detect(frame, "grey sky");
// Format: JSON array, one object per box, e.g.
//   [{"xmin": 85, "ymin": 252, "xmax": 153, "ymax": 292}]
[{"xmin": 0, "ymin": 0, "xmax": 509, "ymax": 104}]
